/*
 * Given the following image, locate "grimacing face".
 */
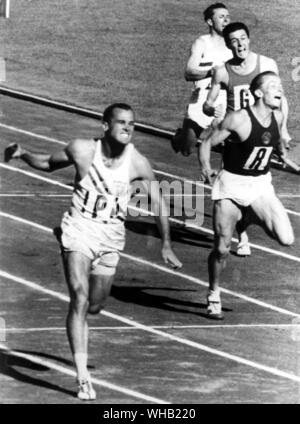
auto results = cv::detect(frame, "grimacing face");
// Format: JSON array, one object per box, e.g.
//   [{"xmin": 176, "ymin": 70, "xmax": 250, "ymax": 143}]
[
  {"xmin": 105, "ymin": 108, "xmax": 135, "ymax": 144},
  {"xmin": 210, "ymin": 8, "xmax": 230, "ymax": 34},
  {"xmin": 227, "ymin": 29, "xmax": 250, "ymax": 59}
]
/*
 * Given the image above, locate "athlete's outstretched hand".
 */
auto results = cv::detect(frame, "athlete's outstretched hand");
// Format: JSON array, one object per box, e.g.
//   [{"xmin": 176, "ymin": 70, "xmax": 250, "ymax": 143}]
[
  {"xmin": 200, "ymin": 167, "xmax": 217, "ymax": 185},
  {"xmin": 4, "ymin": 143, "xmax": 22, "ymax": 162},
  {"xmin": 161, "ymin": 243, "xmax": 182, "ymax": 269}
]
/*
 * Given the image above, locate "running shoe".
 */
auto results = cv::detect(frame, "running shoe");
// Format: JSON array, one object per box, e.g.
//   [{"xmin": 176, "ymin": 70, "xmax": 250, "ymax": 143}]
[
  {"xmin": 4, "ymin": 143, "xmax": 21, "ymax": 162},
  {"xmin": 236, "ymin": 242, "xmax": 251, "ymax": 257},
  {"xmin": 77, "ymin": 379, "xmax": 96, "ymax": 401},
  {"xmin": 207, "ymin": 291, "xmax": 224, "ymax": 320}
]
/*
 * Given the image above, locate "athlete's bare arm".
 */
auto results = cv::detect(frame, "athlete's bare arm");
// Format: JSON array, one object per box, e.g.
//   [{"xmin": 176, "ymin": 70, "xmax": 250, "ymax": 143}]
[
  {"xmin": 199, "ymin": 110, "xmax": 246, "ymax": 183},
  {"xmin": 185, "ymin": 37, "xmax": 212, "ymax": 81},
  {"xmin": 4, "ymin": 142, "xmax": 72, "ymax": 171},
  {"xmin": 3, "ymin": 138, "xmax": 96, "ymax": 175},
  {"xmin": 130, "ymin": 150, "xmax": 182, "ymax": 268},
  {"xmin": 203, "ymin": 64, "xmax": 229, "ymax": 117}
]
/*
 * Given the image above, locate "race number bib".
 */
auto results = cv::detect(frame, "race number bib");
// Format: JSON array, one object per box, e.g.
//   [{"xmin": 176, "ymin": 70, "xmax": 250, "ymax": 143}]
[
  {"xmin": 233, "ymin": 84, "xmax": 255, "ymax": 110},
  {"xmin": 243, "ymin": 147, "xmax": 273, "ymax": 171}
]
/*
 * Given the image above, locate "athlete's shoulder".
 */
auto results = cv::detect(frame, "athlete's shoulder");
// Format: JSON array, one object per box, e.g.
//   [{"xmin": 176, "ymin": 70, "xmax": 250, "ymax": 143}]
[
  {"xmin": 66, "ymin": 138, "xmax": 95, "ymax": 160},
  {"xmin": 131, "ymin": 147, "xmax": 150, "ymax": 168},
  {"xmin": 130, "ymin": 148, "xmax": 154, "ymax": 181},
  {"xmin": 259, "ymin": 54, "xmax": 279, "ymax": 74},
  {"xmin": 190, "ymin": 34, "xmax": 207, "ymax": 52},
  {"xmin": 196, "ymin": 33, "xmax": 210, "ymax": 43},
  {"xmin": 222, "ymin": 109, "xmax": 247, "ymax": 130}
]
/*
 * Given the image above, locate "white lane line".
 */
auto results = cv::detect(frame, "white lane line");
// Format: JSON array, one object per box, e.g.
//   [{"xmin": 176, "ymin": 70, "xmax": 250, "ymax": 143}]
[
  {"xmin": 1, "ymin": 163, "xmax": 300, "ymax": 263},
  {"xmin": 153, "ymin": 169, "xmax": 211, "ymax": 190},
  {"xmin": 0, "ymin": 122, "xmax": 66, "ymax": 145},
  {"xmin": 0, "ymin": 194, "xmax": 71, "ymax": 197},
  {"xmin": 1, "ymin": 269, "xmax": 300, "ymax": 384},
  {"xmin": 0, "ymin": 163, "xmax": 71, "ymax": 189},
  {"xmin": 1, "ymin": 123, "xmax": 299, "ymax": 214},
  {"xmin": 0, "ymin": 193, "xmax": 208, "ymax": 198},
  {"xmin": 4, "ymin": 323, "xmax": 300, "ymax": 332},
  {"xmin": 285, "ymin": 209, "xmax": 300, "ymax": 216},
  {"xmin": 0, "ymin": 343, "xmax": 168, "ymax": 404},
  {"xmin": 1, "ymin": 210, "xmax": 300, "ymax": 320}
]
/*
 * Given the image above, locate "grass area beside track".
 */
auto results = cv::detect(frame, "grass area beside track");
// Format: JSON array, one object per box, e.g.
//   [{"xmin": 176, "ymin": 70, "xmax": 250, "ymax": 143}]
[{"xmin": 0, "ymin": 0, "xmax": 299, "ymax": 136}]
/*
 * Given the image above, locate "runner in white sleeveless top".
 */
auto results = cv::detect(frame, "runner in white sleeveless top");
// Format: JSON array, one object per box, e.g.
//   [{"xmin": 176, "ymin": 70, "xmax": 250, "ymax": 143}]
[
  {"xmin": 171, "ymin": 3, "xmax": 232, "ymax": 156},
  {"xmin": 5, "ymin": 103, "xmax": 182, "ymax": 401}
]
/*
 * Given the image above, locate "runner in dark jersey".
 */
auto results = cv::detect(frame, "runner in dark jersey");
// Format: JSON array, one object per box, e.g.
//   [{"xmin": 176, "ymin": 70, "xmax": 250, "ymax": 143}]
[
  {"xmin": 199, "ymin": 71, "xmax": 298, "ymax": 319},
  {"xmin": 222, "ymin": 105, "xmax": 280, "ymax": 175},
  {"xmin": 202, "ymin": 22, "xmax": 292, "ymax": 257}
]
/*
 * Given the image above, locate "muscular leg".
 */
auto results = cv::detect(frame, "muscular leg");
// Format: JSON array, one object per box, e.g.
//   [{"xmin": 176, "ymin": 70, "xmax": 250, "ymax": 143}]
[
  {"xmin": 62, "ymin": 251, "xmax": 91, "ymax": 381},
  {"xmin": 209, "ymin": 199, "xmax": 242, "ymax": 291},
  {"xmin": 88, "ymin": 272, "xmax": 115, "ymax": 315},
  {"xmin": 250, "ymin": 192, "xmax": 294, "ymax": 245}
]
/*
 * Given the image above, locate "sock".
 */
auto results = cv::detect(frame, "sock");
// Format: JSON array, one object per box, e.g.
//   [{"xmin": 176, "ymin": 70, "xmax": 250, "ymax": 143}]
[
  {"xmin": 73, "ymin": 353, "xmax": 89, "ymax": 381},
  {"xmin": 207, "ymin": 288, "xmax": 220, "ymax": 301},
  {"xmin": 239, "ymin": 231, "xmax": 249, "ymax": 244}
]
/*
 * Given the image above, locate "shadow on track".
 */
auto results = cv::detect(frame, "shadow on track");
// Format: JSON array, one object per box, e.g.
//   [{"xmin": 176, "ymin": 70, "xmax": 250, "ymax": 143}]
[
  {"xmin": 125, "ymin": 220, "xmax": 213, "ymax": 249},
  {"xmin": 0, "ymin": 349, "xmax": 75, "ymax": 397}
]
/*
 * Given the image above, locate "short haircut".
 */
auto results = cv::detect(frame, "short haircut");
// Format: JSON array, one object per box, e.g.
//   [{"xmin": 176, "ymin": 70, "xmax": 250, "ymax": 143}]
[
  {"xmin": 223, "ymin": 22, "xmax": 250, "ymax": 45},
  {"xmin": 203, "ymin": 3, "xmax": 227, "ymax": 21},
  {"xmin": 103, "ymin": 103, "xmax": 133, "ymax": 123},
  {"xmin": 250, "ymin": 71, "xmax": 279, "ymax": 98}
]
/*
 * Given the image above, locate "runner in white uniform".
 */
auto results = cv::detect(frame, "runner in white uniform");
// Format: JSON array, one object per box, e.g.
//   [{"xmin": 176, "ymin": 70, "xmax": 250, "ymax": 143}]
[
  {"xmin": 171, "ymin": 3, "xmax": 232, "ymax": 156},
  {"xmin": 5, "ymin": 103, "xmax": 182, "ymax": 400}
]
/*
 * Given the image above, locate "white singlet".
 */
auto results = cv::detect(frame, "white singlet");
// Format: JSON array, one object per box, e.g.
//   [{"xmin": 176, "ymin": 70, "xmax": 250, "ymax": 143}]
[
  {"xmin": 59, "ymin": 140, "xmax": 134, "ymax": 272},
  {"xmin": 186, "ymin": 34, "xmax": 232, "ymax": 129}
]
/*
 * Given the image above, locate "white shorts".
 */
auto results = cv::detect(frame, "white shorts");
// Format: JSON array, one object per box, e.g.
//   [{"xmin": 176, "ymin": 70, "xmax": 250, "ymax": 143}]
[
  {"xmin": 186, "ymin": 88, "xmax": 227, "ymax": 129},
  {"xmin": 212, "ymin": 170, "xmax": 275, "ymax": 207},
  {"xmin": 59, "ymin": 208, "xmax": 125, "ymax": 275}
]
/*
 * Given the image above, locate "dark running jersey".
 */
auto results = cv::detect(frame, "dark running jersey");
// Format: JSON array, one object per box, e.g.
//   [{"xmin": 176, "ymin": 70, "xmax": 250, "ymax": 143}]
[
  {"xmin": 223, "ymin": 107, "xmax": 280, "ymax": 176},
  {"xmin": 225, "ymin": 55, "xmax": 261, "ymax": 111}
]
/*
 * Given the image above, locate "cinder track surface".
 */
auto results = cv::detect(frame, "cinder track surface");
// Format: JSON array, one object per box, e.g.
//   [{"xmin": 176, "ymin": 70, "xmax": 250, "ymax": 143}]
[{"xmin": 0, "ymin": 95, "xmax": 300, "ymax": 404}]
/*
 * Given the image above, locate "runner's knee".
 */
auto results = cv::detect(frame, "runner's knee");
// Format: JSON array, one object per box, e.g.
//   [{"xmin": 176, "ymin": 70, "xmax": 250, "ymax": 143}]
[
  {"xmin": 214, "ymin": 242, "xmax": 231, "ymax": 260},
  {"xmin": 70, "ymin": 287, "xmax": 89, "ymax": 312}
]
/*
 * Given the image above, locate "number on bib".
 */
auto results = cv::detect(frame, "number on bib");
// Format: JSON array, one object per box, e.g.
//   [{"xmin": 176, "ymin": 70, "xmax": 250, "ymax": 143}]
[
  {"xmin": 243, "ymin": 146, "xmax": 273, "ymax": 171},
  {"xmin": 233, "ymin": 85, "xmax": 255, "ymax": 110}
]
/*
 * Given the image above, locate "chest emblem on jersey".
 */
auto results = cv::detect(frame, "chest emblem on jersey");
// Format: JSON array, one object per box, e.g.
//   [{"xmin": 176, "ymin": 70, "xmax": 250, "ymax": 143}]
[{"xmin": 261, "ymin": 132, "xmax": 272, "ymax": 145}]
